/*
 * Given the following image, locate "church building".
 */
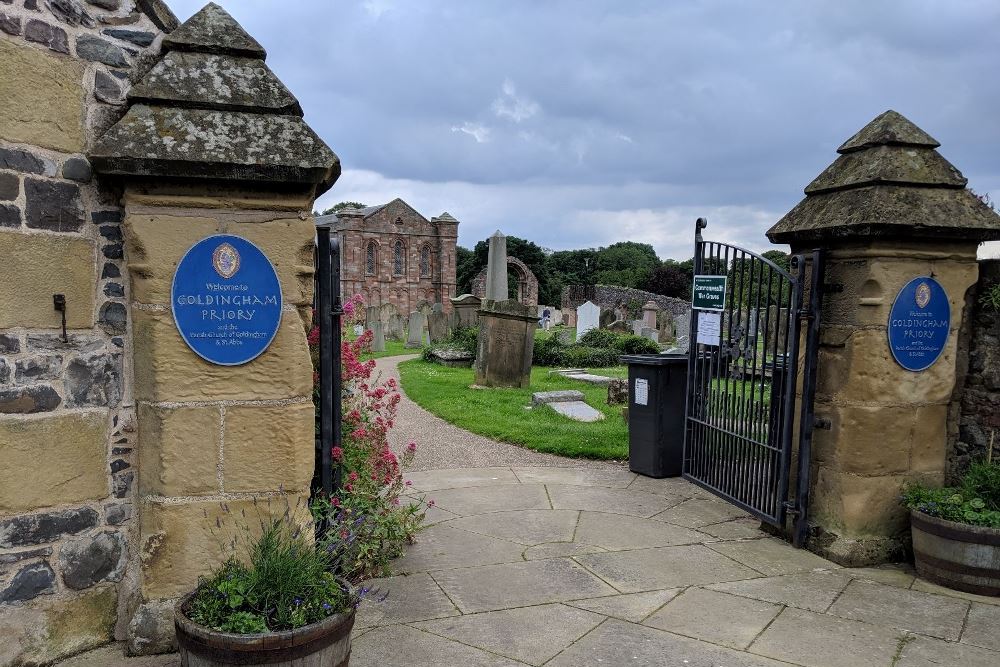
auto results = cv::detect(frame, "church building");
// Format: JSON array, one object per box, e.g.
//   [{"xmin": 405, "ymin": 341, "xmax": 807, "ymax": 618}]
[{"xmin": 316, "ymin": 199, "xmax": 460, "ymax": 314}]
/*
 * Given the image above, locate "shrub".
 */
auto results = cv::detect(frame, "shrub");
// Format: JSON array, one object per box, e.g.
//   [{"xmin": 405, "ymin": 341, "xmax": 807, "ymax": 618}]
[
  {"xmin": 902, "ymin": 459, "xmax": 1000, "ymax": 529},
  {"xmin": 613, "ymin": 334, "xmax": 660, "ymax": 355},
  {"xmin": 578, "ymin": 328, "xmax": 621, "ymax": 349},
  {"xmin": 559, "ymin": 345, "xmax": 620, "ymax": 368},
  {"xmin": 186, "ymin": 510, "xmax": 356, "ymax": 634},
  {"xmin": 532, "ymin": 334, "xmax": 567, "ymax": 366}
]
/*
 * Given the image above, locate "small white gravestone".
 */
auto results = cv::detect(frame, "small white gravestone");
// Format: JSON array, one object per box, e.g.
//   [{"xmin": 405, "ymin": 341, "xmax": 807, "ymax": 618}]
[{"xmin": 576, "ymin": 301, "xmax": 600, "ymax": 338}]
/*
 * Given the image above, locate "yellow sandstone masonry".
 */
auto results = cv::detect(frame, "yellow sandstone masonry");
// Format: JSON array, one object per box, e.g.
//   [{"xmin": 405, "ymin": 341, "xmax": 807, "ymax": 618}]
[
  {"xmin": 0, "ymin": 232, "xmax": 95, "ymax": 329},
  {"xmin": 0, "ymin": 412, "xmax": 107, "ymax": 513},
  {"xmin": 233, "ymin": 217, "xmax": 317, "ymax": 308},
  {"xmin": 138, "ymin": 404, "xmax": 221, "ymax": 497},
  {"xmin": 0, "ymin": 586, "xmax": 117, "ymax": 666},
  {"xmin": 139, "ymin": 496, "xmax": 311, "ymax": 600},
  {"xmin": 223, "ymin": 402, "xmax": 314, "ymax": 494},
  {"xmin": 132, "ymin": 308, "xmax": 312, "ymax": 402},
  {"xmin": 123, "ymin": 213, "xmax": 219, "ymax": 304},
  {"xmin": 0, "ymin": 39, "xmax": 85, "ymax": 153}
]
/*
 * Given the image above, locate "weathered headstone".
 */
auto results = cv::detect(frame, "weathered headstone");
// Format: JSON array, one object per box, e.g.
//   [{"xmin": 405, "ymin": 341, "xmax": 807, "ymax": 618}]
[
  {"xmin": 576, "ymin": 301, "xmax": 599, "ymax": 338},
  {"xmin": 417, "ymin": 302, "xmax": 433, "ymax": 316},
  {"xmin": 673, "ymin": 311, "xmax": 691, "ymax": 342},
  {"xmin": 427, "ymin": 311, "xmax": 450, "ymax": 343},
  {"xmin": 474, "ymin": 299, "xmax": 537, "ymax": 388},
  {"xmin": 631, "ymin": 320, "xmax": 644, "ymax": 336},
  {"xmin": 365, "ymin": 306, "xmax": 379, "ymax": 330},
  {"xmin": 431, "ymin": 302, "xmax": 444, "ymax": 314},
  {"xmin": 484, "ymin": 230, "xmax": 509, "ymax": 300},
  {"xmin": 379, "ymin": 302, "xmax": 399, "ymax": 326},
  {"xmin": 551, "ymin": 308, "xmax": 563, "ymax": 326},
  {"xmin": 386, "ymin": 314, "xmax": 405, "ymax": 341},
  {"xmin": 642, "ymin": 300, "xmax": 659, "ymax": 329},
  {"xmin": 371, "ymin": 320, "xmax": 385, "ymax": 352},
  {"xmin": 405, "ymin": 311, "xmax": 428, "ymax": 348},
  {"xmin": 608, "ymin": 319, "xmax": 628, "ymax": 333},
  {"xmin": 600, "ymin": 310, "xmax": 616, "ymax": 329},
  {"xmin": 641, "ymin": 327, "xmax": 660, "ymax": 344},
  {"xmin": 450, "ymin": 294, "xmax": 482, "ymax": 328}
]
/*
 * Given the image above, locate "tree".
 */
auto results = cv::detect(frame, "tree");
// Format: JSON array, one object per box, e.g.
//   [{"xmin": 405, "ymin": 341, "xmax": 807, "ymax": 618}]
[
  {"xmin": 317, "ymin": 201, "xmax": 366, "ymax": 216},
  {"xmin": 592, "ymin": 242, "xmax": 660, "ymax": 288},
  {"xmin": 645, "ymin": 263, "xmax": 691, "ymax": 299},
  {"xmin": 457, "ymin": 236, "xmax": 558, "ymax": 304}
]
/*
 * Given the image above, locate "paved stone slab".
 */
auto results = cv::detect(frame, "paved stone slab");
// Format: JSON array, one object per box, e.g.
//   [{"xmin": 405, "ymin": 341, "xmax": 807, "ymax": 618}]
[
  {"xmin": 522, "ymin": 542, "xmax": 606, "ymax": 560},
  {"xmin": 708, "ymin": 537, "xmax": 838, "ymax": 576},
  {"xmin": 709, "ymin": 570, "xmax": 853, "ymax": 612},
  {"xmin": 627, "ymin": 474, "xmax": 714, "ymax": 499},
  {"xmin": 56, "ymin": 645, "xmax": 179, "ymax": 666},
  {"xmin": 432, "ymin": 558, "xmax": 617, "ymax": 613},
  {"xmin": 575, "ymin": 544, "xmax": 760, "ymax": 593},
  {"xmin": 573, "ymin": 511, "xmax": 708, "ymax": 551},
  {"xmin": 546, "ymin": 484, "xmax": 676, "ymax": 517},
  {"xmin": 405, "ymin": 467, "xmax": 521, "ymax": 491},
  {"xmin": 645, "ymin": 587, "xmax": 782, "ymax": 650},
  {"xmin": 561, "ymin": 372, "xmax": 612, "ymax": 386},
  {"xmin": 511, "ymin": 466, "xmax": 635, "ymax": 488},
  {"xmin": 354, "ymin": 572, "xmax": 460, "ymax": 629},
  {"xmin": 548, "ymin": 400, "xmax": 605, "ymax": 422},
  {"xmin": 567, "ymin": 589, "xmax": 681, "ymax": 623},
  {"xmin": 911, "ymin": 576, "xmax": 1000, "ymax": 606},
  {"xmin": 653, "ymin": 498, "xmax": 752, "ymax": 527},
  {"xmin": 427, "ymin": 484, "xmax": 550, "ymax": 517},
  {"xmin": 841, "ymin": 565, "xmax": 916, "ymax": 589},
  {"xmin": 352, "ymin": 624, "xmax": 526, "ymax": 667},
  {"xmin": 899, "ymin": 634, "xmax": 1000, "ymax": 667},
  {"xmin": 750, "ymin": 607, "xmax": 902, "ymax": 667},
  {"xmin": 698, "ymin": 518, "xmax": 767, "ymax": 540},
  {"xmin": 414, "ymin": 603, "xmax": 605, "ymax": 666},
  {"xmin": 546, "ymin": 618, "xmax": 789, "ymax": 667},
  {"xmin": 827, "ymin": 580, "xmax": 969, "ymax": 641},
  {"xmin": 445, "ymin": 510, "xmax": 578, "ymax": 546},
  {"xmin": 530, "ymin": 389, "xmax": 584, "ymax": 405},
  {"xmin": 962, "ymin": 602, "xmax": 1000, "ymax": 652},
  {"xmin": 392, "ymin": 525, "xmax": 525, "ymax": 573}
]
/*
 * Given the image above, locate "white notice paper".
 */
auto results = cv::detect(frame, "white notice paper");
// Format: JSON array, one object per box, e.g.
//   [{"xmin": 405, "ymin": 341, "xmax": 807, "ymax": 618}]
[
  {"xmin": 634, "ymin": 378, "xmax": 649, "ymax": 406},
  {"xmin": 697, "ymin": 311, "xmax": 721, "ymax": 347}
]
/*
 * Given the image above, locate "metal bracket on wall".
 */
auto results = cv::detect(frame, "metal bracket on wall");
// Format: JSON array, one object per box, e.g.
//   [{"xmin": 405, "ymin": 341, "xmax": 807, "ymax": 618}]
[{"xmin": 53, "ymin": 294, "xmax": 67, "ymax": 342}]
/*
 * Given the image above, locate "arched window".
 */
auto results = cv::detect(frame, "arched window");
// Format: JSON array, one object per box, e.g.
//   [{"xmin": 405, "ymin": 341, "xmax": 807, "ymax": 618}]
[
  {"xmin": 365, "ymin": 241, "xmax": 377, "ymax": 276},
  {"xmin": 393, "ymin": 240, "xmax": 405, "ymax": 276},
  {"xmin": 420, "ymin": 245, "xmax": 431, "ymax": 278}
]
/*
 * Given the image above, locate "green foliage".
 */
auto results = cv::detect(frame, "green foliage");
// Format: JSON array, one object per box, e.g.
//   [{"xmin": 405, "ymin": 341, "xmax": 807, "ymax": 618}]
[
  {"xmin": 645, "ymin": 262, "xmax": 691, "ymax": 299},
  {"xmin": 578, "ymin": 328, "xmax": 620, "ymax": 349},
  {"xmin": 979, "ymin": 282, "xmax": 1000, "ymax": 312},
  {"xmin": 532, "ymin": 334, "xmax": 567, "ymax": 366},
  {"xmin": 902, "ymin": 460, "xmax": 1000, "ymax": 529},
  {"xmin": 317, "ymin": 201, "xmax": 366, "ymax": 216},
  {"xmin": 536, "ymin": 328, "xmax": 657, "ymax": 367},
  {"xmin": 559, "ymin": 345, "xmax": 620, "ymax": 367},
  {"xmin": 186, "ymin": 519, "xmax": 352, "ymax": 634},
  {"xmin": 422, "ymin": 326, "xmax": 479, "ymax": 362},
  {"xmin": 613, "ymin": 334, "xmax": 661, "ymax": 355}
]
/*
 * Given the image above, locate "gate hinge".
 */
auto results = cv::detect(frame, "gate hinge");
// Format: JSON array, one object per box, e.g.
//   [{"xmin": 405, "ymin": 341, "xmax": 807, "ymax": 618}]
[
  {"xmin": 782, "ymin": 501, "xmax": 801, "ymax": 517},
  {"xmin": 814, "ymin": 417, "xmax": 832, "ymax": 430},
  {"xmin": 822, "ymin": 283, "xmax": 844, "ymax": 294}
]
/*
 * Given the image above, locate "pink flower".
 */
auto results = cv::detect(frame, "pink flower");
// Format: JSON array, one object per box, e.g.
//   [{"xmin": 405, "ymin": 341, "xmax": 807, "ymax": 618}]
[
  {"xmin": 405, "ymin": 480, "xmax": 413, "ymax": 486},
  {"xmin": 331, "ymin": 497, "xmax": 341, "ymax": 507},
  {"xmin": 348, "ymin": 471, "xmax": 359, "ymax": 482},
  {"xmin": 332, "ymin": 446, "xmax": 343, "ymax": 461},
  {"xmin": 406, "ymin": 442, "xmax": 417, "ymax": 453},
  {"xmin": 427, "ymin": 500, "xmax": 435, "ymax": 508}
]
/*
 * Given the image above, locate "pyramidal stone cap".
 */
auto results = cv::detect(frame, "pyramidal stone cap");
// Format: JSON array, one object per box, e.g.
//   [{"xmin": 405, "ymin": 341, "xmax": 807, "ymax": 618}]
[
  {"xmin": 768, "ymin": 110, "xmax": 1000, "ymax": 244},
  {"xmin": 90, "ymin": 2, "xmax": 340, "ymax": 195}
]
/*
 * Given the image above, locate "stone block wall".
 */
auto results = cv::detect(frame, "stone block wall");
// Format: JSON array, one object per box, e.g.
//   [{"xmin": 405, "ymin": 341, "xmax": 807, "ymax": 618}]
[
  {"xmin": 948, "ymin": 259, "xmax": 1000, "ymax": 481},
  {"xmin": 561, "ymin": 284, "xmax": 688, "ymax": 326},
  {"xmin": 0, "ymin": 1, "xmax": 172, "ymax": 663}
]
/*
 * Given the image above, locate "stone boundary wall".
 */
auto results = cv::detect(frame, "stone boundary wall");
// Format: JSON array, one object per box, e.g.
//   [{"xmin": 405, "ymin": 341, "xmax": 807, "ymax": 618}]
[
  {"xmin": 0, "ymin": 1, "xmax": 173, "ymax": 663},
  {"xmin": 948, "ymin": 259, "xmax": 1000, "ymax": 482},
  {"xmin": 561, "ymin": 284, "xmax": 688, "ymax": 319}
]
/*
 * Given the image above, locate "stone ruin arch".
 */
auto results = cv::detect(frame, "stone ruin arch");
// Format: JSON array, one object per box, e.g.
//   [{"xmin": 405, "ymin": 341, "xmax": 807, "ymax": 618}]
[{"xmin": 471, "ymin": 257, "xmax": 539, "ymax": 306}]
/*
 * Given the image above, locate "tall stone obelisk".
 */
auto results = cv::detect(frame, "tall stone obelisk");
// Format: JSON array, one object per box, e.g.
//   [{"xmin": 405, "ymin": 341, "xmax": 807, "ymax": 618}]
[{"xmin": 484, "ymin": 230, "xmax": 509, "ymax": 301}]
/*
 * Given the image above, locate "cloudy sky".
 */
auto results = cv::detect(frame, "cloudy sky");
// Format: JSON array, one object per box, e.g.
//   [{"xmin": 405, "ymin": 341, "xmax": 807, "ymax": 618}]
[{"xmin": 168, "ymin": 1, "xmax": 1000, "ymax": 259}]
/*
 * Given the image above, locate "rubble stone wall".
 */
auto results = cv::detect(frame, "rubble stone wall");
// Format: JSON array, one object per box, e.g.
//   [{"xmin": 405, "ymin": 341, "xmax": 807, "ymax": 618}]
[{"xmin": 0, "ymin": 1, "xmax": 172, "ymax": 664}]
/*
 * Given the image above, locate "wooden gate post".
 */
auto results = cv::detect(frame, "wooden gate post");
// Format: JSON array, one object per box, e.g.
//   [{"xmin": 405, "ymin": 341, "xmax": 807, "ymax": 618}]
[{"xmin": 768, "ymin": 111, "xmax": 1000, "ymax": 566}]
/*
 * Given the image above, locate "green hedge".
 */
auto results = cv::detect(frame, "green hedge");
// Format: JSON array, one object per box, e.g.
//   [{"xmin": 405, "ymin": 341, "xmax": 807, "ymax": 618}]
[{"xmin": 533, "ymin": 328, "xmax": 660, "ymax": 367}]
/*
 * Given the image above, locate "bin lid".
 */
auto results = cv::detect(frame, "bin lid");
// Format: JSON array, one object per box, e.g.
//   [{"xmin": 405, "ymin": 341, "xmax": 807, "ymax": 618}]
[{"xmin": 619, "ymin": 353, "xmax": 688, "ymax": 366}]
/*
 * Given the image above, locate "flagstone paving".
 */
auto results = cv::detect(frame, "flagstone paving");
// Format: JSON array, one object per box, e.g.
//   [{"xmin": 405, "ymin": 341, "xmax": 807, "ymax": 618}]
[{"xmin": 351, "ymin": 465, "xmax": 1000, "ymax": 667}]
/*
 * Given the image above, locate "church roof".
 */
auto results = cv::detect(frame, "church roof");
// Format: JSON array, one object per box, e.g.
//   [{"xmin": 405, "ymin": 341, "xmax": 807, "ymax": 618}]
[{"xmin": 90, "ymin": 3, "xmax": 340, "ymax": 194}]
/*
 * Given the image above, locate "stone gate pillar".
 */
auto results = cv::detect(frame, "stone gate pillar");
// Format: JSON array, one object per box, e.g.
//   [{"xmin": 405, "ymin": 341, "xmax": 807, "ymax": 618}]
[
  {"xmin": 768, "ymin": 111, "xmax": 1000, "ymax": 565},
  {"xmin": 89, "ymin": 5, "xmax": 339, "ymax": 653}
]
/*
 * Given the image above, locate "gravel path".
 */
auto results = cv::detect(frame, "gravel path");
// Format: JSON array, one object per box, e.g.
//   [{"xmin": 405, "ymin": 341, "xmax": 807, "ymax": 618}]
[{"xmin": 375, "ymin": 355, "xmax": 626, "ymax": 472}]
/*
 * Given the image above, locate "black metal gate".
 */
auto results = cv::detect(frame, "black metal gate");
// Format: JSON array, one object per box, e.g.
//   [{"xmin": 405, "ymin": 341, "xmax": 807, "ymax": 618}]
[
  {"xmin": 682, "ymin": 218, "xmax": 822, "ymax": 546},
  {"xmin": 313, "ymin": 224, "xmax": 343, "ymax": 499}
]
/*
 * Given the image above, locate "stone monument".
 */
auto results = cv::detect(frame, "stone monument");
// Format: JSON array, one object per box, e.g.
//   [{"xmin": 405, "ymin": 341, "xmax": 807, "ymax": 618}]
[
  {"xmin": 405, "ymin": 311, "xmax": 428, "ymax": 348},
  {"xmin": 576, "ymin": 301, "xmax": 600, "ymax": 338},
  {"xmin": 450, "ymin": 293, "xmax": 482, "ymax": 328},
  {"xmin": 475, "ymin": 232, "xmax": 536, "ymax": 388},
  {"xmin": 371, "ymin": 320, "xmax": 386, "ymax": 352},
  {"xmin": 642, "ymin": 300, "xmax": 659, "ymax": 329},
  {"xmin": 427, "ymin": 310, "xmax": 450, "ymax": 343},
  {"xmin": 768, "ymin": 110, "xmax": 1000, "ymax": 565}
]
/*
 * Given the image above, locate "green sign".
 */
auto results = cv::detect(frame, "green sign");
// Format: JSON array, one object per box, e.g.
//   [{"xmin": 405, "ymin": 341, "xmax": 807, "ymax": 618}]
[{"xmin": 692, "ymin": 275, "xmax": 727, "ymax": 311}]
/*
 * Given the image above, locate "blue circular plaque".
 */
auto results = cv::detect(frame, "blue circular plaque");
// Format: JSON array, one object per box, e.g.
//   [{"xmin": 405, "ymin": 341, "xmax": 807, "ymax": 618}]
[
  {"xmin": 171, "ymin": 235, "xmax": 282, "ymax": 366},
  {"xmin": 887, "ymin": 276, "xmax": 950, "ymax": 372}
]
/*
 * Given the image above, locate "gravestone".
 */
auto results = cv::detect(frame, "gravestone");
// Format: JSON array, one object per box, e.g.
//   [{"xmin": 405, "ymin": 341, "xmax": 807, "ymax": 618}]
[
  {"xmin": 450, "ymin": 294, "xmax": 481, "ymax": 328},
  {"xmin": 379, "ymin": 302, "xmax": 399, "ymax": 326},
  {"xmin": 632, "ymin": 320, "xmax": 644, "ymax": 336},
  {"xmin": 365, "ymin": 306, "xmax": 379, "ymax": 330},
  {"xmin": 600, "ymin": 310, "xmax": 616, "ymax": 329},
  {"xmin": 427, "ymin": 311, "xmax": 450, "ymax": 343},
  {"xmin": 608, "ymin": 320, "xmax": 628, "ymax": 333},
  {"xmin": 416, "ymin": 302, "xmax": 433, "ymax": 316},
  {"xmin": 475, "ymin": 299, "xmax": 537, "ymax": 388},
  {"xmin": 405, "ymin": 311, "xmax": 428, "ymax": 348},
  {"xmin": 431, "ymin": 302, "xmax": 444, "ymax": 314},
  {"xmin": 642, "ymin": 301, "xmax": 659, "ymax": 329},
  {"xmin": 484, "ymin": 230, "xmax": 509, "ymax": 300},
  {"xmin": 371, "ymin": 320, "xmax": 385, "ymax": 352},
  {"xmin": 551, "ymin": 308, "xmax": 563, "ymax": 326},
  {"xmin": 576, "ymin": 301, "xmax": 599, "ymax": 338},
  {"xmin": 673, "ymin": 311, "xmax": 691, "ymax": 342},
  {"xmin": 386, "ymin": 314, "xmax": 405, "ymax": 341},
  {"xmin": 641, "ymin": 327, "xmax": 659, "ymax": 344}
]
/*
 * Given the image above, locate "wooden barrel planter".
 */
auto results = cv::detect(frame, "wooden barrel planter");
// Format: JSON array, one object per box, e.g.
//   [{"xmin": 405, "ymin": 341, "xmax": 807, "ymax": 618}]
[
  {"xmin": 911, "ymin": 510, "xmax": 1000, "ymax": 596},
  {"xmin": 175, "ymin": 595, "xmax": 356, "ymax": 666}
]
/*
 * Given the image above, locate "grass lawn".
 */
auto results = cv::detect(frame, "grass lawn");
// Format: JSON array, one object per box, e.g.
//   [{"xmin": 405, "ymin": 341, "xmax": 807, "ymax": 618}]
[
  {"xmin": 362, "ymin": 339, "xmax": 412, "ymax": 359},
  {"xmin": 398, "ymin": 359, "xmax": 628, "ymax": 460}
]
